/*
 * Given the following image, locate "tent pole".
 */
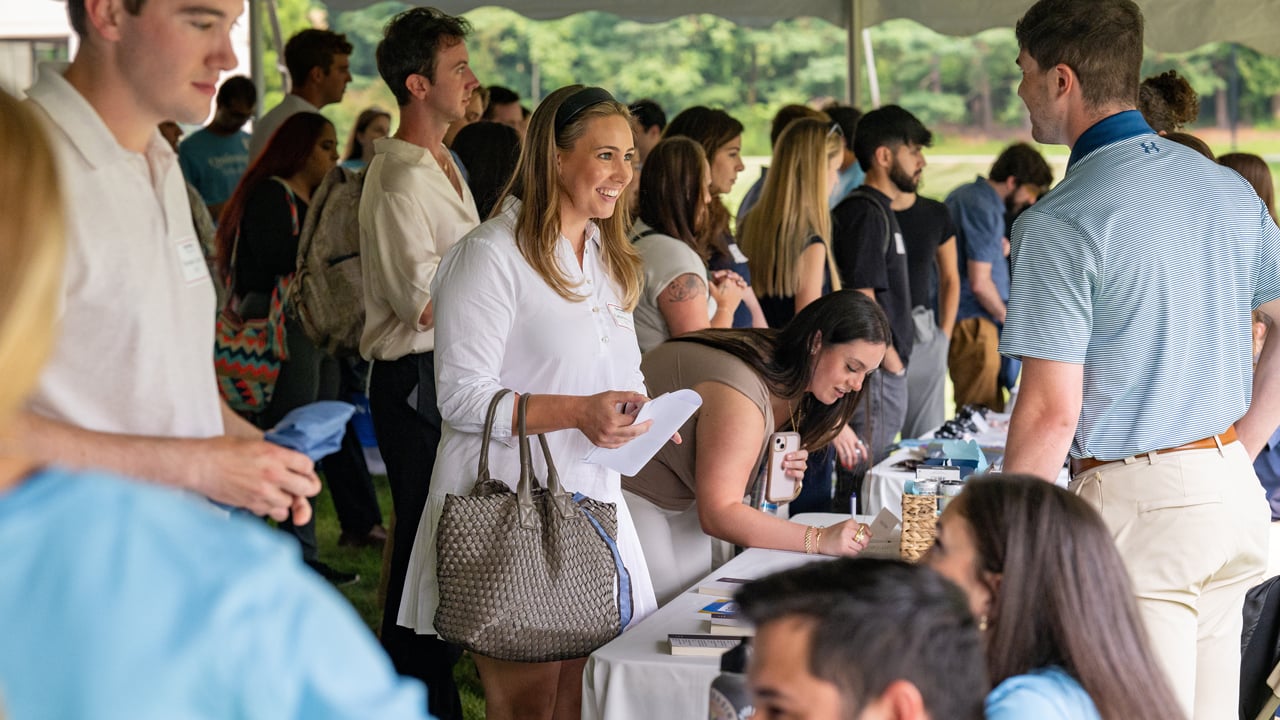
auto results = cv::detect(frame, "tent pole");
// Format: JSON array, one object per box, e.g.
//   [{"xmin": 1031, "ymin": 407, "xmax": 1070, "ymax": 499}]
[
  {"xmin": 846, "ymin": 0, "xmax": 861, "ymax": 105},
  {"xmin": 263, "ymin": 0, "xmax": 290, "ymax": 94},
  {"xmin": 249, "ymin": 0, "xmax": 264, "ymax": 118}
]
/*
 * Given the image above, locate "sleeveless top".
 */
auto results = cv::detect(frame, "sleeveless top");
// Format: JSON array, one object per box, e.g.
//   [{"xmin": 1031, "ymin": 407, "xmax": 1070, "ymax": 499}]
[{"xmin": 623, "ymin": 341, "xmax": 774, "ymax": 511}]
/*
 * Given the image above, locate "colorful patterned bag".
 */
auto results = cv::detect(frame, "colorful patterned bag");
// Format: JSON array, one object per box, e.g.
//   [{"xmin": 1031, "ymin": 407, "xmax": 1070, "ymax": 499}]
[
  {"xmin": 214, "ymin": 178, "xmax": 296, "ymax": 414},
  {"xmin": 214, "ymin": 275, "xmax": 291, "ymax": 413}
]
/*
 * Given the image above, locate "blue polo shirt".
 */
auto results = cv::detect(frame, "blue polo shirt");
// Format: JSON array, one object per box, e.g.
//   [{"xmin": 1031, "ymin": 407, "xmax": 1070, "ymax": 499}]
[
  {"xmin": 0, "ymin": 467, "xmax": 432, "ymax": 720},
  {"xmin": 1000, "ymin": 110, "xmax": 1280, "ymax": 460},
  {"xmin": 947, "ymin": 177, "xmax": 1008, "ymax": 323}
]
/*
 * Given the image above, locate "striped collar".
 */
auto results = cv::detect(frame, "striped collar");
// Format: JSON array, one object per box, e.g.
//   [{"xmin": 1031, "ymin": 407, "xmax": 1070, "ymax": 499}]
[{"xmin": 1068, "ymin": 110, "xmax": 1154, "ymax": 170}]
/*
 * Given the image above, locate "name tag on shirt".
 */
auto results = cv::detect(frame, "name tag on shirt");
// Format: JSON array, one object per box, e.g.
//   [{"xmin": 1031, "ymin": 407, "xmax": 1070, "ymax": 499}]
[
  {"xmin": 894, "ymin": 232, "xmax": 906, "ymax": 255},
  {"xmin": 729, "ymin": 243, "xmax": 749, "ymax": 264},
  {"xmin": 608, "ymin": 303, "xmax": 634, "ymax": 331},
  {"xmin": 175, "ymin": 236, "xmax": 210, "ymax": 285}
]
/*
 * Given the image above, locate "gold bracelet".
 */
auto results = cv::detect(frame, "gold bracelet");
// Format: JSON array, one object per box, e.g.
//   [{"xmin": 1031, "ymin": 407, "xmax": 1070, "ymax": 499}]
[
  {"xmin": 803, "ymin": 525, "xmax": 815, "ymax": 554},
  {"xmin": 814, "ymin": 526, "xmax": 825, "ymax": 554}
]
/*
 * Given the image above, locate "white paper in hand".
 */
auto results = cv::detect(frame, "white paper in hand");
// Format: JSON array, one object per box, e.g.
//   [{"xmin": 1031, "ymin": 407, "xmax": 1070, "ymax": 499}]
[{"xmin": 584, "ymin": 389, "xmax": 702, "ymax": 476}]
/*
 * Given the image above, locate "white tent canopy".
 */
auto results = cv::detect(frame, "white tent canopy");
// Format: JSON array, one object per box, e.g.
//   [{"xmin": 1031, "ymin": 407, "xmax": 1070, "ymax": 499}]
[
  {"xmin": 319, "ymin": 0, "xmax": 1280, "ymax": 55},
  {"xmin": 314, "ymin": 0, "xmax": 1280, "ymax": 53},
  {"xmin": 304, "ymin": 0, "xmax": 1280, "ymax": 103}
]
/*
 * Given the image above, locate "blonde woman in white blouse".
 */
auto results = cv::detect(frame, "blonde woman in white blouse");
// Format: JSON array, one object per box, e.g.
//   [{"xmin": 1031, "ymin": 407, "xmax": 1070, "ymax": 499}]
[{"xmin": 398, "ymin": 85, "xmax": 660, "ymax": 720}]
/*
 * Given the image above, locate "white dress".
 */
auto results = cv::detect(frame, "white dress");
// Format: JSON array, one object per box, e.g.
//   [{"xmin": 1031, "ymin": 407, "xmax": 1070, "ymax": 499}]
[{"xmin": 398, "ymin": 199, "xmax": 659, "ymax": 636}]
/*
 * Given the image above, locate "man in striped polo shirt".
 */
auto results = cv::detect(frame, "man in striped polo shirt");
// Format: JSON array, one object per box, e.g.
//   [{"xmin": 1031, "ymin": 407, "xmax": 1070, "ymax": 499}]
[{"xmin": 999, "ymin": 1, "xmax": 1280, "ymax": 717}]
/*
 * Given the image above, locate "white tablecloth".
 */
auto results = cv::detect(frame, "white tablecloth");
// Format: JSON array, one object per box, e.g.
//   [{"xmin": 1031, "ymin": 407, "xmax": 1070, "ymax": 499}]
[
  {"xmin": 582, "ymin": 513, "xmax": 897, "ymax": 720},
  {"xmin": 862, "ymin": 443, "xmax": 1069, "ymax": 519}
]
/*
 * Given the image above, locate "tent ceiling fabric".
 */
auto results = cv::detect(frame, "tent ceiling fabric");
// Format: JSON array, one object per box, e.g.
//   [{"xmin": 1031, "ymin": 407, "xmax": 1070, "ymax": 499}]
[{"xmin": 323, "ymin": 0, "xmax": 1280, "ymax": 56}]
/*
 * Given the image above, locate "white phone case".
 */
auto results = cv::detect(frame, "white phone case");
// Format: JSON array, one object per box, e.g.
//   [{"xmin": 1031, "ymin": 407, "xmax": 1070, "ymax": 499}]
[{"xmin": 765, "ymin": 432, "xmax": 802, "ymax": 503}]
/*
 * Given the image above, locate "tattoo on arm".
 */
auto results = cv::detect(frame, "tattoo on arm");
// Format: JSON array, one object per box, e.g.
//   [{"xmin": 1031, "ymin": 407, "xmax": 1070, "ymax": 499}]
[{"xmin": 659, "ymin": 273, "xmax": 707, "ymax": 304}]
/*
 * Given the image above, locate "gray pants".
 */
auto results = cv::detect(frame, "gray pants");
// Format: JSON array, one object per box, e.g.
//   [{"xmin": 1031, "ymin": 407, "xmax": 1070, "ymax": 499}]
[
  {"xmin": 850, "ymin": 365, "xmax": 910, "ymax": 464},
  {"xmin": 902, "ymin": 306, "xmax": 948, "ymax": 439}
]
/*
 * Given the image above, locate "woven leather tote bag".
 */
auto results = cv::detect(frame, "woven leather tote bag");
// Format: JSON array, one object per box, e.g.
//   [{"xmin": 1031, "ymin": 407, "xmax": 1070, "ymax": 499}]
[{"xmin": 435, "ymin": 390, "xmax": 634, "ymax": 662}]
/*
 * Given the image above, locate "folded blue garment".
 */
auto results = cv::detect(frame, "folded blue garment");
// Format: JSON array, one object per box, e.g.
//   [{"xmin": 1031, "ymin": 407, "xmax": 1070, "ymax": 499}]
[{"xmin": 264, "ymin": 401, "xmax": 357, "ymax": 461}]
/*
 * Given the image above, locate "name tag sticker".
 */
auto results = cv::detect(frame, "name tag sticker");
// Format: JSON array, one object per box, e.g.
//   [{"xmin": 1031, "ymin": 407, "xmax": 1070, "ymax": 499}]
[
  {"xmin": 608, "ymin": 303, "xmax": 634, "ymax": 331},
  {"xmin": 176, "ymin": 236, "xmax": 210, "ymax": 285},
  {"xmin": 729, "ymin": 243, "xmax": 749, "ymax": 264},
  {"xmin": 894, "ymin": 232, "xmax": 906, "ymax": 255}
]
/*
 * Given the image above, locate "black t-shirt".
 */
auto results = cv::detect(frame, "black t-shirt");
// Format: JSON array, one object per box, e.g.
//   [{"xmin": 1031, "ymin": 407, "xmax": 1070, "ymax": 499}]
[
  {"xmin": 758, "ymin": 235, "xmax": 832, "ymax": 329},
  {"xmin": 831, "ymin": 186, "xmax": 913, "ymax": 363},
  {"xmin": 895, "ymin": 196, "xmax": 957, "ymax": 312},
  {"xmin": 234, "ymin": 178, "xmax": 308, "ymax": 296}
]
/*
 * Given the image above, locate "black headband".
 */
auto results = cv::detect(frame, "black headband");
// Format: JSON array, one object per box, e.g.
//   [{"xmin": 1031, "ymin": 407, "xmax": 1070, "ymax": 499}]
[{"xmin": 553, "ymin": 87, "xmax": 616, "ymax": 135}]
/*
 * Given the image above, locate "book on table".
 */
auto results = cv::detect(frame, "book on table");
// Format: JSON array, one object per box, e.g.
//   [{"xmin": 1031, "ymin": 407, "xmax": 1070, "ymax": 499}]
[
  {"xmin": 697, "ymin": 576, "xmax": 751, "ymax": 596},
  {"xmin": 707, "ymin": 612, "xmax": 754, "ymax": 637},
  {"xmin": 668, "ymin": 633, "xmax": 744, "ymax": 656}
]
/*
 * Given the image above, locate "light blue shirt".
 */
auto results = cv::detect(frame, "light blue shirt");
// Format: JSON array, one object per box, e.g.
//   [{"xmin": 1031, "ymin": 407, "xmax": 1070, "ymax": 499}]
[
  {"xmin": 829, "ymin": 162, "xmax": 865, "ymax": 209},
  {"xmin": 986, "ymin": 667, "xmax": 1101, "ymax": 720},
  {"xmin": 1000, "ymin": 110, "xmax": 1280, "ymax": 459},
  {"xmin": 947, "ymin": 176, "xmax": 1008, "ymax": 323},
  {"xmin": 177, "ymin": 128, "xmax": 249, "ymax": 207},
  {"xmin": 0, "ymin": 467, "xmax": 432, "ymax": 720}
]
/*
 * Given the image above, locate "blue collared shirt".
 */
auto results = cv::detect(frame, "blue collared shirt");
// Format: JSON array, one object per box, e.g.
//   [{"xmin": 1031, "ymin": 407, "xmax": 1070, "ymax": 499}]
[
  {"xmin": 1001, "ymin": 111, "xmax": 1280, "ymax": 459},
  {"xmin": 947, "ymin": 176, "xmax": 1008, "ymax": 323}
]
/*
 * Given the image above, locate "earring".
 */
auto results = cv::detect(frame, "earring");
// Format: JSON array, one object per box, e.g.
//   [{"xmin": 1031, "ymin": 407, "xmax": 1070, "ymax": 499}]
[{"xmin": 978, "ymin": 615, "xmax": 989, "ymax": 632}]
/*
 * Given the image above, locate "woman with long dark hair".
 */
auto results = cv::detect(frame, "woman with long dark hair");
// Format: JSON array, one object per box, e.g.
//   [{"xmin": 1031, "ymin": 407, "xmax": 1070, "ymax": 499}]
[
  {"xmin": 215, "ymin": 111, "xmax": 337, "ymax": 291},
  {"xmin": 631, "ymin": 136, "xmax": 744, "ymax": 352},
  {"xmin": 623, "ymin": 290, "xmax": 888, "ymax": 602},
  {"xmin": 664, "ymin": 106, "xmax": 767, "ymax": 329},
  {"xmin": 927, "ymin": 475, "xmax": 1184, "ymax": 720},
  {"xmin": 398, "ymin": 85, "xmax": 658, "ymax": 720},
  {"xmin": 451, "ymin": 120, "xmax": 521, "ymax": 219}
]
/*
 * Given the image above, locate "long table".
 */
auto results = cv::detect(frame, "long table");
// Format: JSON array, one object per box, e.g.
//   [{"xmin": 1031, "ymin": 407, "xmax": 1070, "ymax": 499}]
[
  {"xmin": 862, "ymin": 425, "xmax": 1069, "ymax": 519},
  {"xmin": 581, "ymin": 513, "xmax": 898, "ymax": 720}
]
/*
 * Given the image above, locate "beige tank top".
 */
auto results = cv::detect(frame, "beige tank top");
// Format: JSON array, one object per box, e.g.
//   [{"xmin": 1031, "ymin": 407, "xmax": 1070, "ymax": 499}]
[{"xmin": 623, "ymin": 341, "xmax": 774, "ymax": 511}]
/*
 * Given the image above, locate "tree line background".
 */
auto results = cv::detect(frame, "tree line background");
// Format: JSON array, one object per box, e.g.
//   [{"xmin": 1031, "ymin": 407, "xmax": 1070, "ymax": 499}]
[{"xmin": 258, "ymin": 1, "xmax": 1280, "ymax": 157}]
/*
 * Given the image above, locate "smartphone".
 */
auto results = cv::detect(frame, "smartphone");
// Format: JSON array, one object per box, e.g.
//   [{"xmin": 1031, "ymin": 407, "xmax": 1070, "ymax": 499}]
[{"xmin": 765, "ymin": 431, "xmax": 802, "ymax": 503}]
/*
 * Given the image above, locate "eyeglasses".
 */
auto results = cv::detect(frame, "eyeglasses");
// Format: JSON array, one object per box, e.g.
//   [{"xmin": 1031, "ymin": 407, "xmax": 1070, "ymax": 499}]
[{"xmin": 828, "ymin": 123, "xmax": 844, "ymax": 138}]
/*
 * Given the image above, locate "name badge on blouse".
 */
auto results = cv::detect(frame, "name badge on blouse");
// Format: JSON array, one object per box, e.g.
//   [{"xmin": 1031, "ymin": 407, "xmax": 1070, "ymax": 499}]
[
  {"xmin": 608, "ymin": 303, "xmax": 635, "ymax": 332},
  {"xmin": 894, "ymin": 232, "xmax": 906, "ymax": 255},
  {"xmin": 176, "ymin": 236, "xmax": 210, "ymax": 285},
  {"xmin": 729, "ymin": 243, "xmax": 749, "ymax": 264}
]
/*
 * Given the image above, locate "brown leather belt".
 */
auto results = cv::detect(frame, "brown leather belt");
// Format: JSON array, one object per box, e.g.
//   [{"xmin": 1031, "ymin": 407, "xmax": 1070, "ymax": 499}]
[{"xmin": 1069, "ymin": 426, "xmax": 1237, "ymax": 477}]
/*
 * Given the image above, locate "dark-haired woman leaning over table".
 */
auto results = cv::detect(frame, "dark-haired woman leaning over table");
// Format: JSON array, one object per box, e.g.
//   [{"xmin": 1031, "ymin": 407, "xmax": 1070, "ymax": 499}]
[{"xmin": 623, "ymin": 290, "xmax": 888, "ymax": 603}]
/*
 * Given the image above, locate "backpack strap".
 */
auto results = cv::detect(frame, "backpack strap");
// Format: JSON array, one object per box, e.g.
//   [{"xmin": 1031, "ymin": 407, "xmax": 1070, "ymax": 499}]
[
  {"xmin": 270, "ymin": 176, "xmax": 300, "ymax": 237},
  {"xmin": 844, "ymin": 188, "xmax": 893, "ymax": 256}
]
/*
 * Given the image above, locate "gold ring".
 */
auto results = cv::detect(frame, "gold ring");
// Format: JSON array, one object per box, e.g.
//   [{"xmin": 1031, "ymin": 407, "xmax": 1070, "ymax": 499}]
[{"xmin": 854, "ymin": 525, "xmax": 868, "ymax": 543}]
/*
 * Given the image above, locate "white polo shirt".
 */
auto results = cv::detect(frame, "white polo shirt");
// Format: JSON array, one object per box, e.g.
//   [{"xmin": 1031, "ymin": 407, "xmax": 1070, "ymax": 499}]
[{"xmin": 25, "ymin": 64, "xmax": 224, "ymax": 439}]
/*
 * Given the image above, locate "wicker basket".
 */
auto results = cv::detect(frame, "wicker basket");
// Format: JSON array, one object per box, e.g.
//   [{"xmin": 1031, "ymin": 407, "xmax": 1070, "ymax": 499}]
[{"xmin": 899, "ymin": 493, "xmax": 938, "ymax": 562}]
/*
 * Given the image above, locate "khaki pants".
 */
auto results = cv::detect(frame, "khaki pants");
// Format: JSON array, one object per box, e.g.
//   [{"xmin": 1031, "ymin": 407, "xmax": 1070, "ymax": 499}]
[
  {"xmin": 1071, "ymin": 442, "xmax": 1269, "ymax": 719},
  {"xmin": 948, "ymin": 316, "xmax": 1004, "ymax": 411}
]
